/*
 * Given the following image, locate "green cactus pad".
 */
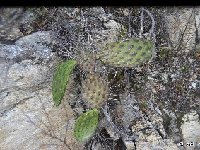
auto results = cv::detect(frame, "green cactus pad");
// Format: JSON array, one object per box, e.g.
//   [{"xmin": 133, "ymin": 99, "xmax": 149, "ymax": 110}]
[
  {"xmin": 52, "ymin": 60, "xmax": 77, "ymax": 106},
  {"xmin": 82, "ymin": 74, "xmax": 108, "ymax": 108},
  {"xmin": 78, "ymin": 52, "xmax": 96, "ymax": 74},
  {"xmin": 97, "ymin": 38, "xmax": 153, "ymax": 67},
  {"xmin": 74, "ymin": 109, "xmax": 99, "ymax": 142}
]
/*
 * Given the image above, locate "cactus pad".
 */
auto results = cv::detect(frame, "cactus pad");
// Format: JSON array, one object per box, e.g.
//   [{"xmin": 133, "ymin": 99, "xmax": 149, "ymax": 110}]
[
  {"xmin": 79, "ymin": 52, "xmax": 96, "ymax": 74},
  {"xmin": 52, "ymin": 60, "xmax": 77, "ymax": 106},
  {"xmin": 82, "ymin": 73, "xmax": 108, "ymax": 108},
  {"xmin": 74, "ymin": 109, "xmax": 99, "ymax": 142},
  {"xmin": 97, "ymin": 38, "xmax": 153, "ymax": 67}
]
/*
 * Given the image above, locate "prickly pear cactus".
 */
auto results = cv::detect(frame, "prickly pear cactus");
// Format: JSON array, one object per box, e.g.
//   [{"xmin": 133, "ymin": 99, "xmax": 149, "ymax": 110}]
[
  {"xmin": 74, "ymin": 109, "xmax": 99, "ymax": 142},
  {"xmin": 52, "ymin": 60, "xmax": 77, "ymax": 106},
  {"xmin": 78, "ymin": 51, "xmax": 96, "ymax": 74},
  {"xmin": 82, "ymin": 73, "xmax": 108, "ymax": 108},
  {"xmin": 97, "ymin": 38, "xmax": 153, "ymax": 67}
]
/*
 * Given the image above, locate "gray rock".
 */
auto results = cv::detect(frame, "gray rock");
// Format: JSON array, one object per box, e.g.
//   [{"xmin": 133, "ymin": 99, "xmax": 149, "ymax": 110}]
[
  {"xmin": 0, "ymin": 31, "xmax": 83, "ymax": 150},
  {"xmin": 15, "ymin": 31, "xmax": 53, "ymax": 62},
  {"xmin": 0, "ymin": 44, "xmax": 24, "ymax": 60},
  {"xmin": 195, "ymin": 7, "xmax": 200, "ymax": 43},
  {"xmin": 132, "ymin": 114, "xmax": 179, "ymax": 150},
  {"xmin": 136, "ymin": 139, "xmax": 179, "ymax": 150},
  {"xmin": 0, "ymin": 59, "xmax": 53, "ymax": 113},
  {"xmin": 0, "ymin": 31, "xmax": 53, "ymax": 64},
  {"xmin": 164, "ymin": 8, "xmax": 196, "ymax": 52},
  {"xmin": 181, "ymin": 111, "xmax": 200, "ymax": 150},
  {"xmin": 0, "ymin": 8, "xmax": 24, "ymax": 43}
]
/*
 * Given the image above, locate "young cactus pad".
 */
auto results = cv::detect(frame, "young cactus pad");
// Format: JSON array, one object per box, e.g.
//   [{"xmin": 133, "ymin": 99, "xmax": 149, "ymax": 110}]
[
  {"xmin": 52, "ymin": 60, "xmax": 77, "ymax": 106},
  {"xmin": 82, "ymin": 74, "xmax": 108, "ymax": 108},
  {"xmin": 74, "ymin": 109, "xmax": 99, "ymax": 142},
  {"xmin": 97, "ymin": 38, "xmax": 153, "ymax": 68}
]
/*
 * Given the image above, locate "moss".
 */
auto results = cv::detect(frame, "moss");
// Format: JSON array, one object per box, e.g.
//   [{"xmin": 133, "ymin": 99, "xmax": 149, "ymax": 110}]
[{"xmin": 52, "ymin": 60, "xmax": 77, "ymax": 106}]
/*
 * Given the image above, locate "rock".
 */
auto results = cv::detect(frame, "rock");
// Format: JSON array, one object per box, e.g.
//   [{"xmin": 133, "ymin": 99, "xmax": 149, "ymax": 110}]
[
  {"xmin": 133, "ymin": 114, "xmax": 178, "ymax": 149},
  {"xmin": 164, "ymin": 8, "xmax": 196, "ymax": 52},
  {"xmin": 0, "ymin": 8, "xmax": 24, "ymax": 43},
  {"xmin": 136, "ymin": 139, "xmax": 179, "ymax": 150},
  {"xmin": 180, "ymin": 110, "xmax": 200, "ymax": 150},
  {"xmin": 195, "ymin": 7, "xmax": 200, "ymax": 43},
  {"xmin": 0, "ymin": 31, "xmax": 53, "ymax": 64},
  {"xmin": 95, "ymin": 19, "xmax": 123, "ymax": 50},
  {"xmin": 103, "ymin": 19, "xmax": 121, "ymax": 30},
  {"xmin": 133, "ymin": 117, "xmax": 178, "ymax": 149},
  {"xmin": 0, "ymin": 44, "xmax": 24, "ymax": 61},
  {"xmin": 120, "ymin": 93, "xmax": 140, "ymax": 126},
  {"xmin": 0, "ymin": 31, "xmax": 83, "ymax": 149},
  {"xmin": 124, "ymin": 141, "xmax": 135, "ymax": 150},
  {"xmin": 129, "ymin": 99, "xmax": 180, "ymax": 150},
  {"xmin": 15, "ymin": 31, "xmax": 53, "ymax": 63},
  {"xmin": 0, "ymin": 59, "xmax": 53, "ymax": 113}
]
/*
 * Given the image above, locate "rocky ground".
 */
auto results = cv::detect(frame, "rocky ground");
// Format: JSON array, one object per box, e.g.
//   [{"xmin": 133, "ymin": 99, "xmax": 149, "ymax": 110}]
[{"xmin": 0, "ymin": 7, "xmax": 200, "ymax": 150}]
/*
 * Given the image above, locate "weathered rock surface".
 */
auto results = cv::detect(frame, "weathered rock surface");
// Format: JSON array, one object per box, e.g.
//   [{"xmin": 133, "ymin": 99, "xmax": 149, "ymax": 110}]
[
  {"xmin": 0, "ymin": 8, "xmax": 24, "ymax": 43},
  {"xmin": 0, "ymin": 31, "xmax": 83, "ymax": 150},
  {"xmin": 0, "ymin": 31, "xmax": 53, "ymax": 63},
  {"xmin": 164, "ymin": 8, "xmax": 196, "ymax": 52},
  {"xmin": 195, "ymin": 7, "xmax": 200, "ymax": 43},
  {"xmin": 180, "ymin": 111, "xmax": 200, "ymax": 150}
]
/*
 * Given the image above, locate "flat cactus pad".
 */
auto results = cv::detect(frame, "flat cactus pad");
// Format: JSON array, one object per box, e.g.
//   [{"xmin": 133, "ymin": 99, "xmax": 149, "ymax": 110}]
[
  {"xmin": 79, "ymin": 52, "xmax": 96, "ymax": 74},
  {"xmin": 82, "ymin": 74, "xmax": 108, "ymax": 108},
  {"xmin": 74, "ymin": 109, "xmax": 99, "ymax": 142},
  {"xmin": 52, "ymin": 60, "xmax": 77, "ymax": 106},
  {"xmin": 97, "ymin": 38, "xmax": 153, "ymax": 67}
]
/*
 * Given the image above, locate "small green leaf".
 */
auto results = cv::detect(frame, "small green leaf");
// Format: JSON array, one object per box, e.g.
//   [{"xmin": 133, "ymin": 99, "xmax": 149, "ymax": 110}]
[
  {"xmin": 52, "ymin": 60, "xmax": 77, "ymax": 106},
  {"xmin": 74, "ymin": 109, "xmax": 99, "ymax": 142}
]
